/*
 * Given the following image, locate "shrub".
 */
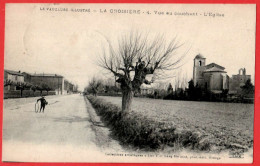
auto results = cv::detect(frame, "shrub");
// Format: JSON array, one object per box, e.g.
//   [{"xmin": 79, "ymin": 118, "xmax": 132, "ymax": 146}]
[{"xmin": 87, "ymin": 95, "xmax": 211, "ymax": 151}]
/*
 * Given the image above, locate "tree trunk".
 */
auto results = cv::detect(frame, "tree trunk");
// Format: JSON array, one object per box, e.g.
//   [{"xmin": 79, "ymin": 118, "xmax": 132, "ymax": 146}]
[
  {"xmin": 20, "ymin": 89, "xmax": 23, "ymax": 97},
  {"xmin": 122, "ymin": 90, "xmax": 133, "ymax": 112}
]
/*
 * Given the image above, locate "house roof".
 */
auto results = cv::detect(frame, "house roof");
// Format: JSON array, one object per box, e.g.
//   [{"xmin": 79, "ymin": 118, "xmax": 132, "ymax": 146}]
[
  {"xmin": 23, "ymin": 72, "xmax": 63, "ymax": 77},
  {"xmin": 205, "ymin": 63, "xmax": 225, "ymax": 70},
  {"xmin": 194, "ymin": 54, "xmax": 205, "ymax": 59},
  {"xmin": 4, "ymin": 69, "xmax": 24, "ymax": 76},
  {"xmin": 33, "ymin": 73, "xmax": 63, "ymax": 77},
  {"xmin": 203, "ymin": 66, "xmax": 227, "ymax": 73}
]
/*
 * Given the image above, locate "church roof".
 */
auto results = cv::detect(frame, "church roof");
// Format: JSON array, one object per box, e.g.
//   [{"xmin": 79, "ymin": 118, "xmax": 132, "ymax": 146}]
[
  {"xmin": 194, "ymin": 54, "xmax": 205, "ymax": 59},
  {"xmin": 203, "ymin": 66, "xmax": 227, "ymax": 73},
  {"xmin": 204, "ymin": 67, "xmax": 226, "ymax": 73},
  {"xmin": 205, "ymin": 63, "xmax": 225, "ymax": 70}
]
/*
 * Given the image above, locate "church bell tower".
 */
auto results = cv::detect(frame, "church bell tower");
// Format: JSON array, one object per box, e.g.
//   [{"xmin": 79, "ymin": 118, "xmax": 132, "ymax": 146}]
[{"xmin": 193, "ymin": 54, "xmax": 206, "ymax": 86}]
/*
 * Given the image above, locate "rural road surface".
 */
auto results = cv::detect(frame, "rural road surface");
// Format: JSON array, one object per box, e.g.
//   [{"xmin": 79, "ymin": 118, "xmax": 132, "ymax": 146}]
[{"xmin": 2, "ymin": 94, "xmax": 125, "ymax": 162}]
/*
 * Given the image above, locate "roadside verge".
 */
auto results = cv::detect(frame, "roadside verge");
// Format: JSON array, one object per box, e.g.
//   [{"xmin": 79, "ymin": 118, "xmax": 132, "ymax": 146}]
[
  {"xmin": 84, "ymin": 96, "xmax": 124, "ymax": 151},
  {"xmin": 87, "ymin": 95, "xmax": 213, "ymax": 152}
]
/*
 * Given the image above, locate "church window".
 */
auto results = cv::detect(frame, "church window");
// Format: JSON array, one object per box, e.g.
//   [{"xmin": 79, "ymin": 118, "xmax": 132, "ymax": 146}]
[{"xmin": 199, "ymin": 61, "xmax": 202, "ymax": 66}]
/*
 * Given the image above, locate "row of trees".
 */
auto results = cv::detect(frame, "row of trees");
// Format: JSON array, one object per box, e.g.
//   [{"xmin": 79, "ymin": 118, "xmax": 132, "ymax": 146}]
[
  {"xmin": 85, "ymin": 75, "xmax": 254, "ymax": 105},
  {"xmin": 4, "ymin": 79, "xmax": 53, "ymax": 97},
  {"xmin": 164, "ymin": 79, "xmax": 254, "ymax": 102},
  {"xmin": 84, "ymin": 77, "xmax": 121, "ymax": 96}
]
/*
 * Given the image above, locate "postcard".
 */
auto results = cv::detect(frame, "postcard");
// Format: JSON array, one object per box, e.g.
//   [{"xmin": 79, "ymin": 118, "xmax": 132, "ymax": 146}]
[{"xmin": 2, "ymin": 3, "xmax": 256, "ymax": 163}]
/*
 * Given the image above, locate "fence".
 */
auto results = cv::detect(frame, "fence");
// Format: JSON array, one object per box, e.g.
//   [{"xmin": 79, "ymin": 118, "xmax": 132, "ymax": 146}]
[{"xmin": 4, "ymin": 90, "xmax": 56, "ymax": 99}]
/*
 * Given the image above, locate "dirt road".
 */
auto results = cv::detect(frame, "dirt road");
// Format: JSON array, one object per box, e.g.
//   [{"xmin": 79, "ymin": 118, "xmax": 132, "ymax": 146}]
[{"xmin": 2, "ymin": 94, "xmax": 124, "ymax": 162}]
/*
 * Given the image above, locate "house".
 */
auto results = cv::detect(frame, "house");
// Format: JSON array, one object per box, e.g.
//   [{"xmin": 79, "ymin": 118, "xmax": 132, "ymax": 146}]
[
  {"xmin": 140, "ymin": 84, "xmax": 154, "ymax": 95},
  {"xmin": 4, "ymin": 69, "xmax": 25, "ymax": 91}
]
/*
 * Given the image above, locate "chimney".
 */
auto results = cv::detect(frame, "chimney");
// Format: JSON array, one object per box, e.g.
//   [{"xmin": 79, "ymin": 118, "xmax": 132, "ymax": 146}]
[{"xmin": 18, "ymin": 70, "xmax": 21, "ymax": 73}]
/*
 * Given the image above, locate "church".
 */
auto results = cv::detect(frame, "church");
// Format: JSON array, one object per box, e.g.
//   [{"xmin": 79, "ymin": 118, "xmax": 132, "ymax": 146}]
[{"xmin": 193, "ymin": 54, "xmax": 251, "ymax": 94}]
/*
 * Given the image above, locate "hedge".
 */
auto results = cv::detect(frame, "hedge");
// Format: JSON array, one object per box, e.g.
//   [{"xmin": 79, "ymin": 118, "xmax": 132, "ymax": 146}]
[{"xmin": 87, "ymin": 95, "xmax": 212, "ymax": 151}]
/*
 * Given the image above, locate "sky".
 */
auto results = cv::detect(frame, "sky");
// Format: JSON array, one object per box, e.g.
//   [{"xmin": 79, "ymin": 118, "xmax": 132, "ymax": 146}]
[{"xmin": 4, "ymin": 4, "xmax": 256, "ymax": 90}]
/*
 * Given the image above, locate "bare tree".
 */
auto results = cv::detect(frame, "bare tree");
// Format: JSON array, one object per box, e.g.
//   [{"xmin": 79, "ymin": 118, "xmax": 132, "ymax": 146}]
[
  {"xmin": 98, "ymin": 31, "xmax": 188, "ymax": 112},
  {"xmin": 174, "ymin": 69, "xmax": 182, "ymax": 92},
  {"xmin": 181, "ymin": 71, "xmax": 188, "ymax": 89},
  {"xmin": 87, "ymin": 77, "xmax": 103, "ymax": 96}
]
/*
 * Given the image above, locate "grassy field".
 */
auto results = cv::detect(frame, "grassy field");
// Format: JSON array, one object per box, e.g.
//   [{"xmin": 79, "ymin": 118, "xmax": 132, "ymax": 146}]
[{"xmin": 98, "ymin": 96, "xmax": 254, "ymax": 151}]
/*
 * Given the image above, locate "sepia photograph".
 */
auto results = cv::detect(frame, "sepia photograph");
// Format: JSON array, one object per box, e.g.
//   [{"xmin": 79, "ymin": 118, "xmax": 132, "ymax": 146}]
[{"xmin": 2, "ymin": 3, "xmax": 256, "ymax": 163}]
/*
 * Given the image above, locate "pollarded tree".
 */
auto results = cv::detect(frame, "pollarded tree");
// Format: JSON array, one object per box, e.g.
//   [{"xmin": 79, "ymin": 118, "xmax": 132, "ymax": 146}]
[
  {"xmin": 16, "ymin": 81, "xmax": 31, "ymax": 97},
  {"xmin": 98, "ymin": 32, "xmax": 187, "ymax": 112},
  {"xmin": 36, "ymin": 84, "xmax": 44, "ymax": 95},
  {"xmin": 87, "ymin": 77, "xmax": 103, "ymax": 96},
  {"xmin": 31, "ymin": 84, "xmax": 39, "ymax": 96},
  {"xmin": 41, "ymin": 83, "xmax": 52, "ymax": 95}
]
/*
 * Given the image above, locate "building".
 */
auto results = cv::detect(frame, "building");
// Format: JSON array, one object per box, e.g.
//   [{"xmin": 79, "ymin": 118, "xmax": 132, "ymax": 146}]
[
  {"xmin": 229, "ymin": 68, "xmax": 251, "ymax": 94},
  {"xmin": 193, "ymin": 54, "xmax": 250, "ymax": 94},
  {"xmin": 140, "ymin": 84, "xmax": 154, "ymax": 95},
  {"xmin": 193, "ymin": 54, "xmax": 229, "ymax": 93},
  {"xmin": 3, "ymin": 69, "xmax": 77, "ymax": 98},
  {"xmin": 64, "ymin": 79, "xmax": 75, "ymax": 94},
  {"xmin": 23, "ymin": 72, "xmax": 66, "ymax": 95},
  {"xmin": 4, "ymin": 69, "xmax": 24, "ymax": 91}
]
